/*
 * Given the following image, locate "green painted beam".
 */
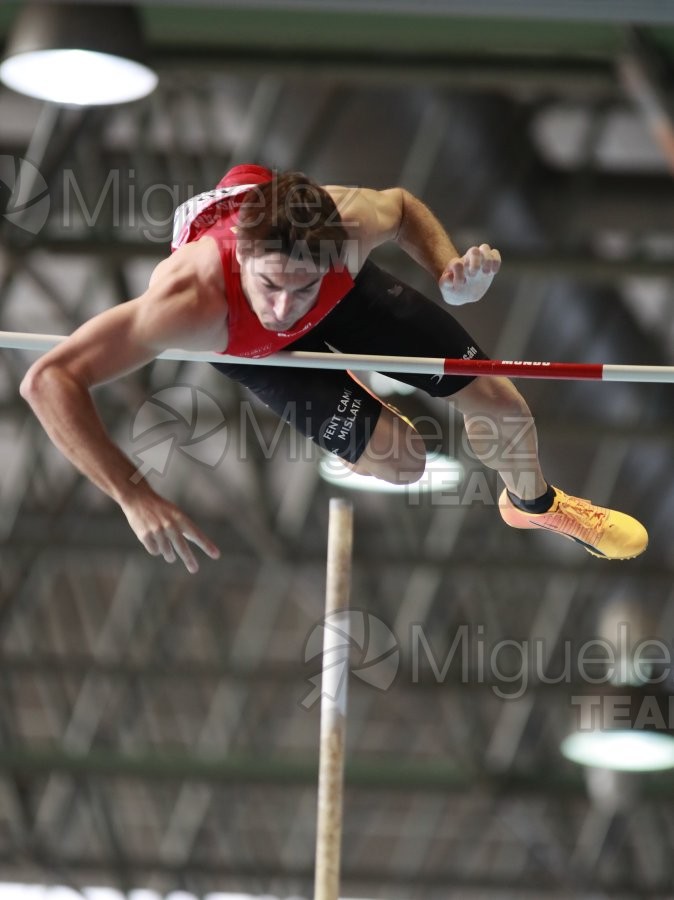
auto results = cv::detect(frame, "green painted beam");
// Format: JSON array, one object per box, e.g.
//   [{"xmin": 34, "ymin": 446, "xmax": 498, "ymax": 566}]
[
  {"xmin": 1, "ymin": 2, "xmax": 674, "ymax": 62},
  {"xmin": 0, "ymin": 746, "xmax": 583, "ymax": 792},
  {"xmin": 142, "ymin": 8, "xmax": 630, "ymax": 57},
  {"xmin": 1, "ymin": 746, "xmax": 674, "ymax": 798}
]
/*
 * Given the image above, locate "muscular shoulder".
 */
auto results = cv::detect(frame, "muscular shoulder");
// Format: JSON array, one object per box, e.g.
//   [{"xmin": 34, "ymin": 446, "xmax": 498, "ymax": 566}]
[
  {"xmin": 324, "ymin": 185, "xmax": 403, "ymax": 256},
  {"xmin": 150, "ymin": 239, "xmax": 223, "ymax": 297},
  {"xmin": 140, "ymin": 239, "xmax": 228, "ymax": 350}
]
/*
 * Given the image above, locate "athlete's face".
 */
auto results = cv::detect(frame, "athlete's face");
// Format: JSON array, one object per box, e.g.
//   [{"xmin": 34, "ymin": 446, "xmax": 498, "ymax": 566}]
[{"xmin": 237, "ymin": 249, "xmax": 325, "ymax": 332}]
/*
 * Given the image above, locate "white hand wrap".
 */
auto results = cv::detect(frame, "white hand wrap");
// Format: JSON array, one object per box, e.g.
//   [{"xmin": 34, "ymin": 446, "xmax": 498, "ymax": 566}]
[{"xmin": 440, "ymin": 269, "xmax": 495, "ymax": 306}]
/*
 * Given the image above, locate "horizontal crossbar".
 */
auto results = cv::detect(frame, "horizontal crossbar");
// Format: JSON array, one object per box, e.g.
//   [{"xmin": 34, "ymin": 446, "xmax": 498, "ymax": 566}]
[{"xmin": 2, "ymin": 330, "xmax": 674, "ymax": 383}]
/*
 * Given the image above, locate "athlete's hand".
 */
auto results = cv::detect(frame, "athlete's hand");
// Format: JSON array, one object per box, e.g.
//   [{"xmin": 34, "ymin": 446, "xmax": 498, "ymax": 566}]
[
  {"xmin": 439, "ymin": 244, "xmax": 501, "ymax": 306},
  {"xmin": 120, "ymin": 488, "xmax": 220, "ymax": 574}
]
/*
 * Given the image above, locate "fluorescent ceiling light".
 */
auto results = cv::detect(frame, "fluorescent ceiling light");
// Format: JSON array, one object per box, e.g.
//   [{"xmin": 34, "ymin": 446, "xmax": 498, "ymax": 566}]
[
  {"xmin": 319, "ymin": 451, "xmax": 464, "ymax": 494},
  {"xmin": 0, "ymin": 50, "xmax": 157, "ymax": 106},
  {"xmin": 0, "ymin": 3, "xmax": 158, "ymax": 106},
  {"xmin": 561, "ymin": 730, "xmax": 674, "ymax": 772},
  {"xmin": 368, "ymin": 372, "xmax": 417, "ymax": 397}
]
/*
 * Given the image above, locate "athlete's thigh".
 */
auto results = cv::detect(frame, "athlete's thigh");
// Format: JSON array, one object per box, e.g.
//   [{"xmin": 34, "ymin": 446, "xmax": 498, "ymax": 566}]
[{"xmin": 211, "ymin": 359, "xmax": 383, "ymax": 463}]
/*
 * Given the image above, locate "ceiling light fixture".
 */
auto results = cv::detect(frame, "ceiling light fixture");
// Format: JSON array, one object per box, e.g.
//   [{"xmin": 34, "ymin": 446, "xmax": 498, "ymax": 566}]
[
  {"xmin": 367, "ymin": 372, "xmax": 417, "ymax": 397},
  {"xmin": 561, "ymin": 729, "xmax": 674, "ymax": 772},
  {"xmin": 0, "ymin": 3, "xmax": 158, "ymax": 106},
  {"xmin": 560, "ymin": 685, "xmax": 674, "ymax": 772},
  {"xmin": 560, "ymin": 598, "xmax": 674, "ymax": 773},
  {"xmin": 319, "ymin": 451, "xmax": 464, "ymax": 495}
]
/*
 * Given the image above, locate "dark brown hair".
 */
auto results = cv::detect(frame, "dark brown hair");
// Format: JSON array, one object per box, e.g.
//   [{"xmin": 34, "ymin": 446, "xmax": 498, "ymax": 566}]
[{"xmin": 236, "ymin": 171, "xmax": 349, "ymax": 268}]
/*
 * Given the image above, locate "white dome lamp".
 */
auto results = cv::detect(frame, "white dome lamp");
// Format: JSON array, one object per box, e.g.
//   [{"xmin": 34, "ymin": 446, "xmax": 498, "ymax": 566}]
[
  {"xmin": 560, "ymin": 598, "xmax": 674, "ymax": 774},
  {"xmin": 0, "ymin": 3, "xmax": 158, "ymax": 106},
  {"xmin": 560, "ymin": 684, "xmax": 674, "ymax": 774}
]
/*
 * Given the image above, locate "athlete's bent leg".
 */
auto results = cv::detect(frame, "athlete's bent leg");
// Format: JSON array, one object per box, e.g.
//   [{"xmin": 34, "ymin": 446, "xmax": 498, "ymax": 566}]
[
  {"xmin": 211, "ymin": 358, "xmax": 426, "ymax": 485},
  {"xmin": 349, "ymin": 406, "xmax": 426, "ymax": 485},
  {"xmin": 449, "ymin": 375, "xmax": 546, "ymax": 500},
  {"xmin": 449, "ymin": 375, "xmax": 648, "ymax": 559}
]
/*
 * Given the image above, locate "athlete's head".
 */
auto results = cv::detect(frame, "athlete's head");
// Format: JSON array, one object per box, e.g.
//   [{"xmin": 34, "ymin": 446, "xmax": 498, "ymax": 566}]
[
  {"xmin": 237, "ymin": 171, "xmax": 348, "ymax": 265},
  {"xmin": 235, "ymin": 172, "xmax": 349, "ymax": 331}
]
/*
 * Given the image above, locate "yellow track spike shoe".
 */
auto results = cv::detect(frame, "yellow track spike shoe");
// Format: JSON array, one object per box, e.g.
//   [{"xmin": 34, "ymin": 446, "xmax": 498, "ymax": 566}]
[{"xmin": 498, "ymin": 486, "xmax": 648, "ymax": 560}]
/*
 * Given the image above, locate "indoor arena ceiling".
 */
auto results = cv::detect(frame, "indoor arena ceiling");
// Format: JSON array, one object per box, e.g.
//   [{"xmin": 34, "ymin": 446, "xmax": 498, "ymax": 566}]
[{"xmin": 0, "ymin": 2, "xmax": 674, "ymax": 898}]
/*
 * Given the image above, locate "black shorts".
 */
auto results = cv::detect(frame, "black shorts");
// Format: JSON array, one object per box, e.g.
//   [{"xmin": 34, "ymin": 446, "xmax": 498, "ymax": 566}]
[{"xmin": 211, "ymin": 260, "xmax": 488, "ymax": 463}]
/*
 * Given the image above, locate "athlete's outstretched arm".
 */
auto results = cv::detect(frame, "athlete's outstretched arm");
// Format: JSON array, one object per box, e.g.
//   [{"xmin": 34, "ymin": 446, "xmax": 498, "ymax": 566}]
[
  {"xmin": 327, "ymin": 185, "xmax": 501, "ymax": 306},
  {"xmin": 20, "ymin": 254, "xmax": 223, "ymax": 573}
]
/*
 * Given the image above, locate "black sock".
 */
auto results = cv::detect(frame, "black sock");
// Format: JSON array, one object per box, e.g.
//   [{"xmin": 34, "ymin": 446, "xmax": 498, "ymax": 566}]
[{"xmin": 507, "ymin": 484, "xmax": 556, "ymax": 514}]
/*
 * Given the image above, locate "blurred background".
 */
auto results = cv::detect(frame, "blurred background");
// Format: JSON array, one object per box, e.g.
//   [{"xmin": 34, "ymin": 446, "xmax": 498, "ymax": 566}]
[{"xmin": 1, "ymin": 1, "xmax": 674, "ymax": 897}]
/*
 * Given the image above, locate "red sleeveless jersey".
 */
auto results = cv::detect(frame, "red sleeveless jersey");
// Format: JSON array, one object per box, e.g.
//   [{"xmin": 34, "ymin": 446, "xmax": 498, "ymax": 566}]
[{"xmin": 171, "ymin": 164, "xmax": 354, "ymax": 359}]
